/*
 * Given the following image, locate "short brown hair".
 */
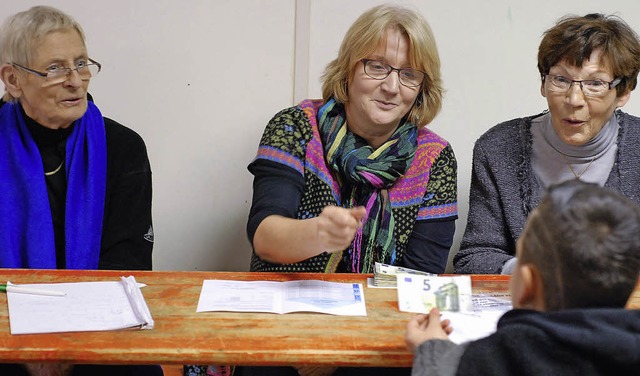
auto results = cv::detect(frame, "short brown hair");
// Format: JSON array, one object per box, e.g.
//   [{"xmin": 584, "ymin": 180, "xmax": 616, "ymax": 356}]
[
  {"xmin": 537, "ymin": 13, "xmax": 640, "ymax": 96},
  {"xmin": 321, "ymin": 4, "xmax": 443, "ymax": 127},
  {"xmin": 520, "ymin": 180, "xmax": 640, "ymax": 311}
]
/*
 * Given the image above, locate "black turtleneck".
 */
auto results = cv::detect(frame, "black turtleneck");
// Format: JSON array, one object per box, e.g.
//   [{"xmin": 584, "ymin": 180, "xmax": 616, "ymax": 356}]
[{"xmin": 23, "ymin": 107, "xmax": 72, "ymax": 268}]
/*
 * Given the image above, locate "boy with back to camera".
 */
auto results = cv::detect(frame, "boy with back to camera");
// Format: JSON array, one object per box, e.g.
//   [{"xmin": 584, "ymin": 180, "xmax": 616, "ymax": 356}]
[{"xmin": 406, "ymin": 179, "xmax": 640, "ymax": 375}]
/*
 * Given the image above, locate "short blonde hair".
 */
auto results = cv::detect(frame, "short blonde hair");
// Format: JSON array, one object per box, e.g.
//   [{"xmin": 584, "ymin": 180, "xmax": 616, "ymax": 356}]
[
  {"xmin": 0, "ymin": 6, "xmax": 86, "ymax": 102},
  {"xmin": 321, "ymin": 4, "xmax": 443, "ymax": 127}
]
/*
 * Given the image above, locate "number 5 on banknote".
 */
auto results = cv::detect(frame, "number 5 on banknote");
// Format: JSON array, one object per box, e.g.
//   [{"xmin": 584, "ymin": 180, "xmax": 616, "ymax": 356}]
[{"xmin": 396, "ymin": 275, "xmax": 473, "ymax": 313}]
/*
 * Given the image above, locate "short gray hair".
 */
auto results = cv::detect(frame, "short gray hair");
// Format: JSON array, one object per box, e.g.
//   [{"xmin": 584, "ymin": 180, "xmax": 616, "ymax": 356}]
[{"xmin": 0, "ymin": 6, "xmax": 86, "ymax": 101}]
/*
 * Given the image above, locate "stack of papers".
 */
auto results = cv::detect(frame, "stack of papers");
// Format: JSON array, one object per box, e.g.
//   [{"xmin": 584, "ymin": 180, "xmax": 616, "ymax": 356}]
[
  {"xmin": 6, "ymin": 276, "xmax": 154, "ymax": 335},
  {"xmin": 197, "ymin": 279, "xmax": 367, "ymax": 316},
  {"xmin": 372, "ymin": 262, "xmax": 434, "ymax": 287}
]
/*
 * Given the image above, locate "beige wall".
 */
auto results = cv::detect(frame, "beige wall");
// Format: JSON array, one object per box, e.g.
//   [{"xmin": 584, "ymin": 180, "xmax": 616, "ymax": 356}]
[{"xmin": 3, "ymin": 1, "xmax": 640, "ymax": 271}]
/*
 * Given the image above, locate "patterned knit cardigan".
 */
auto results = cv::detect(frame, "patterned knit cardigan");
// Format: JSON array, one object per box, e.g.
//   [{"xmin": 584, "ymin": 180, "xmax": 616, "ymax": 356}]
[
  {"xmin": 455, "ymin": 110, "xmax": 640, "ymax": 274},
  {"xmin": 250, "ymin": 99, "xmax": 457, "ymax": 273}
]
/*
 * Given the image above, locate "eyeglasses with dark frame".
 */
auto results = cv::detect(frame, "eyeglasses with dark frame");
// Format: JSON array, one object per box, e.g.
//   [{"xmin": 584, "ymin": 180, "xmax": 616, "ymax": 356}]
[
  {"xmin": 12, "ymin": 58, "xmax": 102, "ymax": 84},
  {"xmin": 543, "ymin": 74, "xmax": 621, "ymax": 97},
  {"xmin": 361, "ymin": 59, "xmax": 426, "ymax": 88}
]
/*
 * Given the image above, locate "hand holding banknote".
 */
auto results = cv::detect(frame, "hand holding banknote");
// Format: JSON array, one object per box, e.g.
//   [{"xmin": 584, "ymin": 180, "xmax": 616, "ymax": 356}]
[{"xmin": 405, "ymin": 307, "xmax": 453, "ymax": 352}]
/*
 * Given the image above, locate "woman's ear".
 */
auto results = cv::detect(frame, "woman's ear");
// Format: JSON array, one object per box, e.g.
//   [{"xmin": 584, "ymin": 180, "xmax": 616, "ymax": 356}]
[
  {"xmin": 513, "ymin": 263, "xmax": 546, "ymax": 310},
  {"xmin": 616, "ymin": 89, "xmax": 631, "ymax": 109},
  {"xmin": 0, "ymin": 64, "xmax": 23, "ymax": 99},
  {"xmin": 540, "ymin": 82, "xmax": 546, "ymax": 98}
]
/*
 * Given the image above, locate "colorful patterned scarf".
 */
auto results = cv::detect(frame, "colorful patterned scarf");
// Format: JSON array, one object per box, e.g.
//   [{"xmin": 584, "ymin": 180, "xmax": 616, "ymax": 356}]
[
  {"xmin": 318, "ymin": 98, "xmax": 418, "ymax": 273},
  {"xmin": 0, "ymin": 101, "xmax": 107, "ymax": 269}
]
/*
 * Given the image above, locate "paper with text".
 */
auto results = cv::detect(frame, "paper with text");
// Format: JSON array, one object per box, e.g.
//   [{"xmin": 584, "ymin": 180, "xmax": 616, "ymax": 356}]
[
  {"xmin": 444, "ymin": 292, "xmax": 512, "ymax": 344},
  {"xmin": 397, "ymin": 275, "xmax": 512, "ymax": 344},
  {"xmin": 197, "ymin": 279, "xmax": 366, "ymax": 316},
  {"xmin": 6, "ymin": 276, "xmax": 154, "ymax": 335}
]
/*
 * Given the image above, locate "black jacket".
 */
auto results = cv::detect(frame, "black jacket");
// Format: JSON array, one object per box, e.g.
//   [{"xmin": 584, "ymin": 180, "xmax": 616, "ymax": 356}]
[
  {"xmin": 0, "ymin": 98, "xmax": 153, "ymax": 270},
  {"xmin": 457, "ymin": 308, "xmax": 640, "ymax": 376}
]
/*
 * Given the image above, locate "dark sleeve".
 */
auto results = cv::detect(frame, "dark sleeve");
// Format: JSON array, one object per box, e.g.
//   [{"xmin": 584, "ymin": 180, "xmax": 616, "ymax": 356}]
[
  {"xmin": 403, "ymin": 220, "xmax": 455, "ymax": 274},
  {"xmin": 246, "ymin": 159, "xmax": 304, "ymax": 246},
  {"xmin": 99, "ymin": 118, "xmax": 153, "ymax": 270},
  {"xmin": 402, "ymin": 144, "xmax": 457, "ymax": 274},
  {"xmin": 245, "ymin": 106, "xmax": 313, "ymax": 248},
  {"xmin": 454, "ymin": 140, "xmax": 514, "ymax": 274}
]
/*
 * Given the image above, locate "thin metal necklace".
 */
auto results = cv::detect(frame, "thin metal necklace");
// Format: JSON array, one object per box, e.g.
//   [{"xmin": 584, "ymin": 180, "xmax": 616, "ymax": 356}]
[
  {"xmin": 44, "ymin": 161, "xmax": 64, "ymax": 176},
  {"xmin": 561, "ymin": 154, "xmax": 595, "ymax": 180}
]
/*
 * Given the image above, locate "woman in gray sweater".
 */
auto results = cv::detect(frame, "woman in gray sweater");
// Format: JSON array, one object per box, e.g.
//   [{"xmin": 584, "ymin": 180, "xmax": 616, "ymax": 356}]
[{"xmin": 455, "ymin": 13, "xmax": 640, "ymax": 274}]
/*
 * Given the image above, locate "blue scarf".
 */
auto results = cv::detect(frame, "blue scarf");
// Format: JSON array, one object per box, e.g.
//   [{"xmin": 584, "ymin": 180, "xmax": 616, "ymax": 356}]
[{"xmin": 0, "ymin": 101, "xmax": 107, "ymax": 269}]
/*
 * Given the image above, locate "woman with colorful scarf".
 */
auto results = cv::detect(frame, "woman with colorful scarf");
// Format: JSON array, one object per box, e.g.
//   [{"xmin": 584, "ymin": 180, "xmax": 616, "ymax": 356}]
[
  {"xmin": 240, "ymin": 4, "xmax": 457, "ymax": 376},
  {"xmin": 0, "ymin": 6, "xmax": 158, "ymax": 376},
  {"xmin": 249, "ymin": 4, "xmax": 456, "ymax": 278}
]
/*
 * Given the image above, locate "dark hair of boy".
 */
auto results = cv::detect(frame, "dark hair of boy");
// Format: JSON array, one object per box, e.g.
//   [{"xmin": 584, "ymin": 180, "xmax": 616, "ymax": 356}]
[{"xmin": 521, "ymin": 179, "xmax": 640, "ymax": 310}]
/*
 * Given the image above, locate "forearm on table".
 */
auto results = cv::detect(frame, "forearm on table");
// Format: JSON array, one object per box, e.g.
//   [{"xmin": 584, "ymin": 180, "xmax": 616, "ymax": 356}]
[
  {"xmin": 454, "ymin": 246, "xmax": 513, "ymax": 274},
  {"xmin": 458, "ymin": 143, "xmax": 517, "ymax": 273},
  {"xmin": 456, "ymin": 201, "xmax": 516, "ymax": 274},
  {"xmin": 404, "ymin": 220, "xmax": 455, "ymax": 274},
  {"xmin": 252, "ymin": 215, "xmax": 325, "ymax": 264}
]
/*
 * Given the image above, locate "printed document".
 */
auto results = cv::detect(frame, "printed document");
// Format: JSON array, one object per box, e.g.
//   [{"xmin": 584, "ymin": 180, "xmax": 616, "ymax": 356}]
[
  {"xmin": 6, "ymin": 276, "xmax": 154, "ymax": 335},
  {"xmin": 197, "ymin": 279, "xmax": 366, "ymax": 316},
  {"xmin": 444, "ymin": 292, "xmax": 512, "ymax": 344}
]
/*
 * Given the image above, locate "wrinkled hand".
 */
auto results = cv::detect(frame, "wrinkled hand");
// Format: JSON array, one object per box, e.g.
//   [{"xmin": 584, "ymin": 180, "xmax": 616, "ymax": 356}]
[
  {"xmin": 296, "ymin": 366, "xmax": 338, "ymax": 376},
  {"xmin": 405, "ymin": 307, "xmax": 453, "ymax": 353},
  {"xmin": 316, "ymin": 205, "xmax": 366, "ymax": 254}
]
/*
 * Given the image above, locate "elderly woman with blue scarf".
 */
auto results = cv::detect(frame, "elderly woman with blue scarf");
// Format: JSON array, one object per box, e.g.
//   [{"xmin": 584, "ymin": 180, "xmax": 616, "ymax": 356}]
[
  {"xmin": 227, "ymin": 4, "xmax": 457, "ymax": 376},
  {"xmin": 0, "ymin": 6, "xmax": 158, "ymax": 376}
]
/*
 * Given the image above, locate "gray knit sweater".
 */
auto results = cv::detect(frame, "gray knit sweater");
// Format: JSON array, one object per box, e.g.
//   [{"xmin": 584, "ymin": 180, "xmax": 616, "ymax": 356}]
[{"xmin": 454, "ymin": 110, "xmax": 640, "ymax": 274}]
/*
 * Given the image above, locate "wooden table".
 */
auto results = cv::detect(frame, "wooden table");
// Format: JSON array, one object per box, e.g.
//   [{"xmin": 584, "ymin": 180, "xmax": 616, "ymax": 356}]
[{"xmin": 0, "ymin": 269, "xmax": 637, "ymax": 367}]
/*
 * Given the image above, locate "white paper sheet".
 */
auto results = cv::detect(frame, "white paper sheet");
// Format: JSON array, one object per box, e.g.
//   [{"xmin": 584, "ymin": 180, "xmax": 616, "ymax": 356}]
[
  {"xmin": 196, "ymin": 279, "xmax": 367, "ymax": 316},
  {"xmin": 6, "ymin": 276, "xmax": 154, "ymax": 335},
  {"xmin": 396, "ymin": 275, "xmax": 512, "ymax": 344},
  {"xmin": 443, "ymin": 292, "xmax": 512, "ymax": 344}
]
